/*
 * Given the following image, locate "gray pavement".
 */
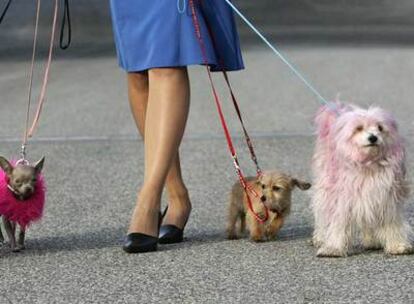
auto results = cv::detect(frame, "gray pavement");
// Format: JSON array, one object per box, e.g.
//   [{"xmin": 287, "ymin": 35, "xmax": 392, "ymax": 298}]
[{"xmin": 1, "ymin": 1, "xmax": 414, "ymax": 303}]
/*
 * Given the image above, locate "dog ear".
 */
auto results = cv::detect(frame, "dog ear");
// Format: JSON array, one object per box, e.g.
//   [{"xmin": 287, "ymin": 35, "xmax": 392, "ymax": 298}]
[
  {"xmin": 33, "ymin": 156, "xmax": 45, "ymax": 174},
  {"xmin": 0, "ymin": 156, "xmax": 13, "ymax": 176},
  {"xmin": 255, "ymin": 173, "xmax": 265, "ymax": 185},
  {"xmin": 292, "ymin": 178, "xmax": 311, "ymax": 191}
]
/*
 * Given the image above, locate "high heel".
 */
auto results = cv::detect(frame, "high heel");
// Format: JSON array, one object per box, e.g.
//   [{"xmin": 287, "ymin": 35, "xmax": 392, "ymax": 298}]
[
  {"xmin": 122, "ymin": 211, "xmax": 162, "ymax": 254},
  {"xmin": 159, "ymin": 206, "xmax": 189, "ymax": 244}
]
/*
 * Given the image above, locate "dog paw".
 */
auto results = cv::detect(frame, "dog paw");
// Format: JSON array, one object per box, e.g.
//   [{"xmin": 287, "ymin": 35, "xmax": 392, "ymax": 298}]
[
  {"xmin": 363, "ymin": 243, "xmax": 382, "ymax": 251},
  {"xmin": 227, "ymin": 233, "xmax": 238, "ymax": 240},
  {"xmin": 250, "ymin": 235, "xmax": 265, "ymax": 242},
  {"xmin": 311, "ymin": 237, "xmax": 323, "ymax": 248},
  {"xmin": 17, "ymin": 244, "xmax": 26, "ymax": 251},
  {"xmin": 385, "ymin": 243, "xmax": 414, "ymax": 255},
  {"xmin": 316, "ymin": 246, "xmax": 346, "ymax": 258}
]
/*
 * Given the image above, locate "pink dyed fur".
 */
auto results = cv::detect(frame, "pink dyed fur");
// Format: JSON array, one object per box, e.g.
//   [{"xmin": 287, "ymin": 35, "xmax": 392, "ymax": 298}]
[
  {"xmin": 312, "ymin": 102, "xmax": 412, "ymax": 257},
  {"xmin": 0, "ymin": 163, "xmax": 46, "ymax": 229}
]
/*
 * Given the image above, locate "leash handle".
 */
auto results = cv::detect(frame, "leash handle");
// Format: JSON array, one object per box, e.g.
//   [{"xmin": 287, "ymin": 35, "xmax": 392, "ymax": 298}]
[
  {"xmin": 59, "ymin": 0, "xmax": 71, "ymax": 50},
  {"xmin": 0, "ymin": 0, "xmax": 12, "ymax": 24},
  {"xmin": 189, "ymin": 0, "xmax": 268, "ymax": 223}
]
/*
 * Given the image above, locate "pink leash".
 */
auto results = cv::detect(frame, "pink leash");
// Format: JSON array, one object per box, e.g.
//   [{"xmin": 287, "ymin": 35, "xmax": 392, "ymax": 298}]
[{"xmin": 20, "ymin": 0, "xmax": 58, "ymax": 163}]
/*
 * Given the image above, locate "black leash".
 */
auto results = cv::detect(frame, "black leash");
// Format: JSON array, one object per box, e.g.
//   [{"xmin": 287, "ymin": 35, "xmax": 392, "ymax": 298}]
[
  {"xmin": 59, "ymin": 0, "xmax": 71, "ymax": 49},
  {"xmin": 0, "ymin": 0, "xmax": 71, "ymax": 50},
  {"xmin": 0, "ymin": 0, "xmax": 12, "ymax": 24}
]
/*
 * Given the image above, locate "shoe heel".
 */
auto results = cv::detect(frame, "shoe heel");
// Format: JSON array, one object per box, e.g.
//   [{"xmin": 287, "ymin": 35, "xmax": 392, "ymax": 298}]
[{"xmin": 122, "ymin": 211, "xmax": 162, "ymax": 254}]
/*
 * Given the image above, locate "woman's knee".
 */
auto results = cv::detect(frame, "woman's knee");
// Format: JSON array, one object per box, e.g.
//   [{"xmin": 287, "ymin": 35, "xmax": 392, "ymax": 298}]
[{"xmin": 128, "ymin": 72, "xmax": 149, "ymax": 91}]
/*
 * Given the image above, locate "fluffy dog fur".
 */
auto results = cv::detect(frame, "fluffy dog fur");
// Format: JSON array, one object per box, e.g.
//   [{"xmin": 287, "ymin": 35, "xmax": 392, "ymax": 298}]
[
  {"xmin": 0, "ymin": 157, "xmax": 45, "ymax": 252},
  {"xmin": 227, "ymin": 171, "xmax": 311, "ymax": 242},
  {"xmin": 312, "ymin": 102, "xmax": 413, "ymax": 257}
]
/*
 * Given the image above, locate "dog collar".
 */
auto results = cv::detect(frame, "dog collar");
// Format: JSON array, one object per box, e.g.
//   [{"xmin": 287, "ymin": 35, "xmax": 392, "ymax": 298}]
[{"xmin": 7, "ymin": 184, "xmax": 25, "ymax": 201}]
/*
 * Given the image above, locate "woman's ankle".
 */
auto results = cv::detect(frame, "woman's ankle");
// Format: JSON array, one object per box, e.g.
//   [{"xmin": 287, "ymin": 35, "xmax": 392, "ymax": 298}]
[{"xmin": 166, "ymin": 180, "xmax": 189, "ymax": 201}]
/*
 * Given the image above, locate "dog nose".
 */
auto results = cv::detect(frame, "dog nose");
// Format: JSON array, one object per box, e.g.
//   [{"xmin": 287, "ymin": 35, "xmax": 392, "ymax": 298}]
[
  {"xmin": 368, "ymin": 134, "xmax": 378, "ymax": 144},
  {"xmin": 260, "ymin": 195, "xmax": 266, "ymax": 202}
]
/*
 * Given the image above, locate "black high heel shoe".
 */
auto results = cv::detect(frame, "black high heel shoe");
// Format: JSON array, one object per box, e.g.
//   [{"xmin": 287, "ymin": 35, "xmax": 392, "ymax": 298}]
[
  {"xmin": 158, "ymin": 206, "xmax": 190, "ymax": 244},
  {"xmin": 122, "ymin": 211, "xmax": 162, "ymax": 254}
]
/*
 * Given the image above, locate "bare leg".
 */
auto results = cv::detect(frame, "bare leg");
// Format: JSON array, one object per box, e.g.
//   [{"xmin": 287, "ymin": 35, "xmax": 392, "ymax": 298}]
[
  {"xmin": 127, "ymin": 72, "xmax": 191, "ymax": 230},
  {"xmin": 127, "ymin": 68, "xmax": 190, "ymax": 236}
]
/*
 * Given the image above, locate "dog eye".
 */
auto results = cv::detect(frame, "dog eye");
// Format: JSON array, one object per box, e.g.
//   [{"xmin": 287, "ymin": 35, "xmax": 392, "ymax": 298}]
[
  {"xmin": 272, "ymin": 186, "xmax": 281, "ymax": 191},
  {"xmin": 261, "ymin": 184, "xmax": 266, "ymax": 189},
  {"xmin": 378, "ymin": 124, "xmax": 384, "ymax": 132},
  {"xmin": 356, "ymin": 125, "xmax": 363, "ymax": 132}
]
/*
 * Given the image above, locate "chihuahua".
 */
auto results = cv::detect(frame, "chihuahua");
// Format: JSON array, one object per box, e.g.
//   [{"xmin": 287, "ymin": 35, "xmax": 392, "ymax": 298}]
[{"xmin": 0, "ymin": 156, "xmax": 44, "ymax": 251}]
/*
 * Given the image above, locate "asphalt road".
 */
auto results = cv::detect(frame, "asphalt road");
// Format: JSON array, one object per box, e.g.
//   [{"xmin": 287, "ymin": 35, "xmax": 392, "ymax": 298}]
[{"xmin": 1, "ymin": 1, "xmax": 414, "ymax": 304}]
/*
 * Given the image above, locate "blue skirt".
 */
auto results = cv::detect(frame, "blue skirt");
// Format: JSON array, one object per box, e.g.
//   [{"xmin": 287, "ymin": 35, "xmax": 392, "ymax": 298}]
[{"xmin": 109, "ymin": 0, "xmax": 244, "ymax": 72}]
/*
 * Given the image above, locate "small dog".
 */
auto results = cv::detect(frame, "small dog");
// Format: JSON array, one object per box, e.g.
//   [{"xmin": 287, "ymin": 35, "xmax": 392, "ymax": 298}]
[
  {"xmin": 227, "ymin": 171, "xmax": 311, "ymax": 242},
  {"xmin": 312, "ymin": 102, "xmax": 412, "ymax": 257},
  {"xmin": 0, "ymin": 156, "xmax": 45, "ymax": 251}
]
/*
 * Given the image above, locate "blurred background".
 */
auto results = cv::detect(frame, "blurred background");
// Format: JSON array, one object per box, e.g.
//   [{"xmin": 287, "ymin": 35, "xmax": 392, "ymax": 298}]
[
  {"xmin": 1, "ymin": 0, "xmax": 414, "ymax": 139},
  {"xmin": 2, "ymin": 0, "xmax": 414, "ymax": 56}
]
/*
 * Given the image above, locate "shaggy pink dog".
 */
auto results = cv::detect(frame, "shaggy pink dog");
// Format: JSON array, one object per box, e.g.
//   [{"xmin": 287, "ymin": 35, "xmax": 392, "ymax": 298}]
[
  {"xmin": 312, "ymin": 102, "xmax": 413, "ymax": 257},
  {"xmin": 0, "ymin": 164, "xmax": 45, "ymax": 229}
]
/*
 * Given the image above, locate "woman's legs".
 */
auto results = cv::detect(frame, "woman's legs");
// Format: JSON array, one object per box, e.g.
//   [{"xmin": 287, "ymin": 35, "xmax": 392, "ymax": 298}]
[{"xmin": 127, "ymin": 68, "xmax": 191, "ymax": 236}]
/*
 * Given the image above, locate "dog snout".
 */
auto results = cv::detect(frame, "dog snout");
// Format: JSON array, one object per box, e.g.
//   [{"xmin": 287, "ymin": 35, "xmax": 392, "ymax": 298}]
[
  {"xmin": 368, "ymin": 134, "xmax": 378, "ymax": 144},
  {"xmin": 260, "ymin": 195, "xmax": 266, "ymax": 202},
  {"xmin": 22, "ymin": 185, "xmax": 34, "ymax": 194}
]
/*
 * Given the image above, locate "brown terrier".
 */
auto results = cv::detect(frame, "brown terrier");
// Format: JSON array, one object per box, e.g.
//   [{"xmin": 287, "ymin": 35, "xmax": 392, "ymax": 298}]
[{"xmin": 227, "ymin": 171, "xmax": 311, "ymax": 242}]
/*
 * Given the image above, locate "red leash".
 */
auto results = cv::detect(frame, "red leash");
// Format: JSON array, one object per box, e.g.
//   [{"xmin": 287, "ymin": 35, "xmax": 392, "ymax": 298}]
[{"xmin": 189, "ymin": 0, "xmax": 269, "ymax": 223}]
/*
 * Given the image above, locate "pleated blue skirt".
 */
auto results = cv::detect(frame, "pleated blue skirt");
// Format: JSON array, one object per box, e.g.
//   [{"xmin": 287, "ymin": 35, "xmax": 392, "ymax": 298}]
[{"xmin": 109, "ymin": 0, "xmax": 244, "ymax": 72}]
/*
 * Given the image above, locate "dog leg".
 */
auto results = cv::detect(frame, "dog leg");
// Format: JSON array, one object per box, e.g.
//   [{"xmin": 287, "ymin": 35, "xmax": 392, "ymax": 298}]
[
  {"xmin": 316, "ymin": 222, "xmax": 350, "ymax": 257},
  {"xmin": 382, "ymin": 221, "xmax": 413, "ymax": 255},
  {"xmin": 362, "ymin": 228, "xmax": 382, "ymax": 250},
  {"xmin": 267, "ymin": 216, "xmax": 284, "ymax": 241},
  {"xmin": 227, "ymin": 204, "xmax": 240, "ymax": 240},
  {"xmin": 3, "ymin": 218, "xmax": 18, "ymax": 252},
  {"xmin": 240, "ymin": 213, "xmax": 246, "ymax": 235},
  {"xmin": 250, "ymin": 220, "xmax": 265, "ymax": 242},
  {"xmin": 311, "ymin": 198, "xmax": 325, "ymax": 248},
  {"xmin": 312, "ymin": 228, "xmax": 324, "ymax": 248},
  {"xmin": 0, "ymin": 216, "xmax": 4, "ymax": 247},
  {"xmin": 17, "ymin": 226, "xmax": 26, "ymax": 250}
]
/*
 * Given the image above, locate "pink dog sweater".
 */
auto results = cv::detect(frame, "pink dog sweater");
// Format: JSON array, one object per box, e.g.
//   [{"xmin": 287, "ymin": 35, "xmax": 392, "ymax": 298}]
[{"xmin": 0, "ymin": 167, "xmax": 46, "ymax": 229}]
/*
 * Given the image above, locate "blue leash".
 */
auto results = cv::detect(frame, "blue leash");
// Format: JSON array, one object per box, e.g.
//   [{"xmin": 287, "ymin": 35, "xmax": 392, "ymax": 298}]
[{"xmin": 224, "ymin": 0, "xmax": 329, "ymax": 106}]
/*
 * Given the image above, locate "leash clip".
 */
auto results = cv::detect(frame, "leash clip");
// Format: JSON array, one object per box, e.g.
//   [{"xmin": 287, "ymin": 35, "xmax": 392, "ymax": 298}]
[
  {"xmin": 17, "ymin": 144, "xmax": 29, "ymax": 166},
  {"xmin": 231, "ymin": 154, "xmax": 241, "ymax": 171}
]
